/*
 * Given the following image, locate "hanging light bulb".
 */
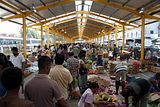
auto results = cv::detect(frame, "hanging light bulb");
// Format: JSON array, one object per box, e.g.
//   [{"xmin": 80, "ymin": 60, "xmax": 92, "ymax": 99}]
[
  {"xmin": 139, "ymin": 8, "xmax": 144, "ymax": 14},
  {"xmin": 32, "ymin": 4, "xmax": 37, "ymax": 12}
]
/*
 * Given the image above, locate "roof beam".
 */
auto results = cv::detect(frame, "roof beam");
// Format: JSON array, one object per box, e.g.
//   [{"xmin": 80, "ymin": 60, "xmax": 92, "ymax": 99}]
[
  {"xmin": 89, "ymin": 11, "xmax": 139, "ymax": 28},
  {"xmin": 50, "ymin": 29, "xmax": 70, "ymax": 39},
  {"xmin": 57, "ymin": 23, "xmax": 78, "ymax": 30},
  {"xmin": 36, "ymin": 0, "xmax": 74, "ymax": 12},
  {"xmin": 0, "ymin": 0, "xmax": 23, "ymax": 14},
  {"xmin": 56, "ymin": 17, "xmax": 77, "ymax": 25},
  {"xmin": 146, "ymin": 4, "xmax": 160, "ymax": 14},
  {"xmin": 1, "ymin": 14, "xmax": 22, "ymax": 22},
  {"xmin": 94, "ymin": 0, "xmax": 160, "ymax": 21},
  {"xmin": 67, "ymin": 26, "xmax": 98, "ymax": 31},
  {"xmin": 77, "ymin": 10, "xmax": 139, "ymax": 27},
  {"xmin": 2, "ymin": 0, "xmax": 74, "ymax": 20},
  {"xmin": 57, "ymin": 22, "xmax": 105, "ymax": 30},
  {"xmin": 27, "ymin": 11, "xmax": 76, "ymax": 27},
  {"xmin": 72, "ymin": 35, "xmax": 90, "ymax": 40},
  {"xmin": 87, "ymin": 17, "xmax": 115, "ymax": 28}
]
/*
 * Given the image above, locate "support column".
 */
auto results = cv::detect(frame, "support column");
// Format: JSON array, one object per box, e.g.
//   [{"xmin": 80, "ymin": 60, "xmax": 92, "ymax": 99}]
[
  {"xmin": 61, "ymin": 36, "xmax": 63, "ymax": 44},
  {"xmin": 122, "ymin": 25, "xmax": 125, "ymax": 50},
  {"xmin": 141, "ymin": 14, "xmax": 145, "ymax": 61},
  {"xmin": 103, "ymin": 34, "xmax": 105, "ymax": 47},
  {"xmin": 115, "ymin": 30, "xmax": 118, "ymax": 47},
  {"xmin": 22, "ymin": 14, "xmax": 27, "ymax": 59},
  {"xmin": 40, "ymin": 25, "xmax": 43, "ymax": 48},
  {"xmin": 54, "ymin": 32, "xmax": 56, "ymax": 47},
  {"xmin": 47, "ymin": 28, "xmax": 50, "ymax": 49},
  {"xmin": 58, "ymin": 35, "xmax": 60, "ymax": 46},
  {"xmin": 108, "ymin": 33, "xmax": 110, "ymax": 50}
]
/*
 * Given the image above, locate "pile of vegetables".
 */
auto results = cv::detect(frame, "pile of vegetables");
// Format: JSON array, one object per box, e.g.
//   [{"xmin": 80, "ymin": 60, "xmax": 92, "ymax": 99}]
[{"xmin": 88, "ymin": 77, "xmax": 110, "ymax": 90}]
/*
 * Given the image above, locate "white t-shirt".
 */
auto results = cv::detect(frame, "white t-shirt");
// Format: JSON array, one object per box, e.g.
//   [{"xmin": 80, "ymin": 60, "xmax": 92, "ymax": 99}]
[
  {"xmin": 78, "ymin": 88, "xmax": 94, "ymax": 107},
  {"xmin": 10, "ymin": 53, "xmax": 25, "ymax": 69}
]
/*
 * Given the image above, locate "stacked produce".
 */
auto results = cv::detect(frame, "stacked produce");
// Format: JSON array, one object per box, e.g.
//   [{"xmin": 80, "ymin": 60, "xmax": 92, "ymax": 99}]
[
  {"xmin": 103, "ymin": 52, "xmax": 108, "ymax": 58},
  {"xmin": 96, "ymin": 92, "xmax": 117, "ymax": 102},
  {"xmin": 131, "ymin": 60, "xmax": 140, "ymax": 74},
  {"xmin": 88, "ymin": 77, "xmax": 110, "ymax": 92},
  {"xmin": 95, "ymin": 92, "xmax": 126, "ymax": 107}
]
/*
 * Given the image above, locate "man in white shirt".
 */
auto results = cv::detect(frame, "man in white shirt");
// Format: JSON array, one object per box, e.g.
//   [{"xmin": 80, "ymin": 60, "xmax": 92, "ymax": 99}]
[{"xmin": 10, "ymin": 47, "xmax": 25, "ymax": 71}]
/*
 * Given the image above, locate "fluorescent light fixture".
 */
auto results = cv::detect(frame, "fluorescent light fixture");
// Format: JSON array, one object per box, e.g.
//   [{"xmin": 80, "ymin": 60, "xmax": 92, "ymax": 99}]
[{"xmin": 32, "ymin": 4, "xmax": 37, "ymax": 12}]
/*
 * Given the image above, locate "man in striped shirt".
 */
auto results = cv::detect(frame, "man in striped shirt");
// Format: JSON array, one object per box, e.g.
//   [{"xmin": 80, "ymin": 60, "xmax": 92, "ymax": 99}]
[{"xmin": 114, "ymin": 55, "xmax": 128, "ymax": 95}]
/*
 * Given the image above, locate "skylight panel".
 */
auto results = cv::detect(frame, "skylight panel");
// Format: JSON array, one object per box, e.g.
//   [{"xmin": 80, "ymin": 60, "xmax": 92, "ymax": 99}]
[
  {"xmin": 77, "ymin": 14, "xmax": 81, "ymax": 17},
  {"xmin": 106, "ymin": 20, "xmax": 115, "ymax": 24},
  {"xmin": 83, "ymin": 14, "xmax": 87, "ymax": 17},
  {"xmin": 85, "ymin": 1, "xmax": 93, "ymax": 6},
  {"xmin": 97, "ymin": 17, "xmax": 106, "ymax": 21},
  {"xmin": 75, "ymin": 1, "xmax": 82, "ymax": 5},
  {"xmin": 77, "ymin": 5, "xmax": 82, "ymax": 11},
  {"xmin": 82, "ymin": 19, "xmax": 86, "ymax": 22},
  {"xmin": 77, "ymin": 19, "xmax": 81, "ymax": 22},
  {"xmin": 84, "ymin": 5, "xmax": 89, "ymax": 11},
  {"xmin": 68, "ymin": 15, "xmax": 76, "ymax": 19},
  {"xmin": 125, "ymin": 26, "xmax": 134, "ymax": 29},
  {"xmin": 88, "ymin": 14, "xmax": 97, "ymax": 19}
]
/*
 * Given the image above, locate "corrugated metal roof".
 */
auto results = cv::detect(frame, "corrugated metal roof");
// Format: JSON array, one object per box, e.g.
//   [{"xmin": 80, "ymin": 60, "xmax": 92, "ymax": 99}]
[{"xmin": 0, "ymin": 0, "xmax": 159, "ymax": 39}]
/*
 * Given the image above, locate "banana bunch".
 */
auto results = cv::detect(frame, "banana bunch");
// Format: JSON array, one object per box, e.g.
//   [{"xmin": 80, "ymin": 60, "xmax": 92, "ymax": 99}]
[{"xmin": 96, "ymin": 92, "xmax": 117, "ymax": 102}]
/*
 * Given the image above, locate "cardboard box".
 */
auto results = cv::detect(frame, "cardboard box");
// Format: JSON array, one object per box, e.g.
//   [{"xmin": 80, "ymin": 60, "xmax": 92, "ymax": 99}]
[
  {"xmin": 149, "ymin": 93, "xmax": 160, "ymax": 103},
  {"xmin": 151, "ymin": 66, "xmax": 160, "ymax": 73}
]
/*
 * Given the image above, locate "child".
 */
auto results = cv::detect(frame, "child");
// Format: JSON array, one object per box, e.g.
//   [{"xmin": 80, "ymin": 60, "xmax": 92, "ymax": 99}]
[{"xmin": 78, "ymin": 81, "xmax": 99, "ymax": 107}]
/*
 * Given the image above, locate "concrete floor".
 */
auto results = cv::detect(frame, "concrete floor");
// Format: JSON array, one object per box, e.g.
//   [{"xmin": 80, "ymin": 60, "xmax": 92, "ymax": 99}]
[{"xmin": 20, "ymin": 70, "xmax": 155, "ymax": 107}]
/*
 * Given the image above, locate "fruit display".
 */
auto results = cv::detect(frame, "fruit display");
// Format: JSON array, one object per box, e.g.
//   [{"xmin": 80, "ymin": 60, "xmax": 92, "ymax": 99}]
[
  {"xmin": 96, "ymin": 92, "xmax": 117, "ymax": 102},
  {"xmin": 95, "ymin": 93, "xmax": 126, "ymax": 107},
  {"xmin": 88, "ymin": 69, "xmax": 98, "ymax": 74}
]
